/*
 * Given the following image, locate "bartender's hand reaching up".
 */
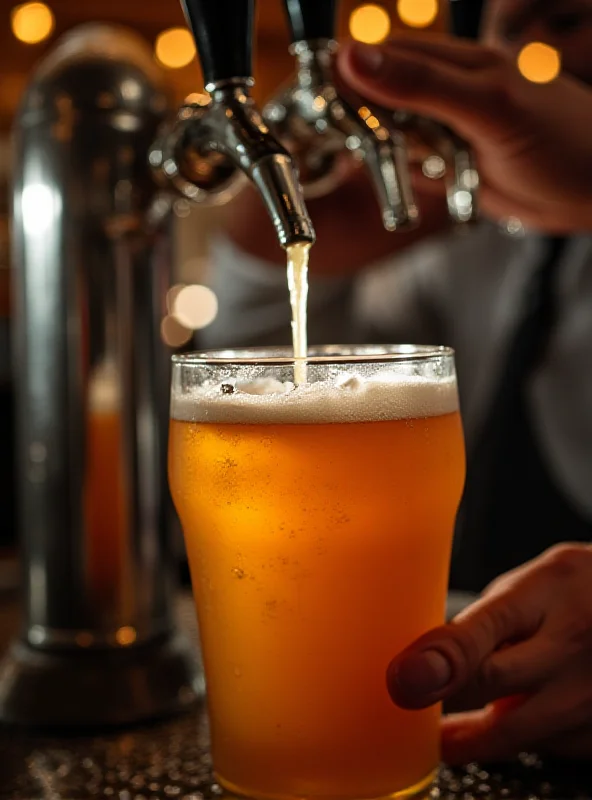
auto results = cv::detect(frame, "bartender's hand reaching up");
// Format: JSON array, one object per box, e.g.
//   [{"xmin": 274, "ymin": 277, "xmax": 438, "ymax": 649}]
[
  {"xmin": 339, "ymin": 36, "xmax": 592, "ymax": 232},
  {"xmin": 388, "ymin": 544, "xmax": 592, "ymax": 763}
]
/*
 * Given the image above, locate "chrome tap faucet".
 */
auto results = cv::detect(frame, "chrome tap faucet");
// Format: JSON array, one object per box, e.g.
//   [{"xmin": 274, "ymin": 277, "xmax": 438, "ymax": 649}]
[
  {"xmin": 260, "ymin": 0, "xmax": 481, "ymax": 229},
  {"xmin": 150, "ymin": 0, "xmax": 315, "ymax": 249},
  {"xmin": 398, "ymin": 0, "xmax": 482, "ymax": 225},
  {"xmin": 444, "ymin": 0, "xmax": 483, "ymax": 223},
  {"xmin": 262, "ymin": 0, "xmax": 418, "ymax": 231},
  {"xmin": 401, "ymin": 114, "xmax": 480, "ymax": 224}
]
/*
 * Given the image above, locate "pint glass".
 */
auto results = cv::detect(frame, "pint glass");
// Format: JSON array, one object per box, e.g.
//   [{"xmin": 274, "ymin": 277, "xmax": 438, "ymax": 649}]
[{"xmin": 169, "ymin": 346, "xmax": 466, "ymax": 800}]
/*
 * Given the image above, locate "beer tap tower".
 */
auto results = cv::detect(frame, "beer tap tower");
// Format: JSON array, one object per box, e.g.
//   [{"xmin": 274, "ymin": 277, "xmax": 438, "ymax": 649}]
[
  {"xmin": 152, "ymin": 0, "xmax": 481, "ymax": 233},
  {"xmin": 0, "ymin": 25, "xmax": 202, "ymax": 727}
]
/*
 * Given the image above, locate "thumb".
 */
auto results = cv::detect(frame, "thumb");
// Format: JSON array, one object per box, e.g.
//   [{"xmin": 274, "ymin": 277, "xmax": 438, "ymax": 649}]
[{"xmin": 386, "ymin": 590, "xmax": 544, "ymax": 710}]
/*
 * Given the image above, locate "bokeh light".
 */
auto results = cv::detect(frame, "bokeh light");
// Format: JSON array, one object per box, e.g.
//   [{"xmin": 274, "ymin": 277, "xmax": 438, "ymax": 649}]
[
  {"xmin": 166, "ymin": 284, "xmax": 186, "ymax": 314},
  {"xmin": 115, "ymin": 626, "xmax": 137, "ymax": 646},
  {"xmin": 173, "ymin": 284, "xmax": 218, "ymax": 330},
  {"xmin": 397, "ymin": 0, "xmax": 439, "ymax": 28},
  {"xmin": 350, "ymin": 4, "xmax": 391, "ymax": 44},
  {"xmin": 517, "ymin": 42, "xmax": 561, "ymax": 84},
  {"xmin": 422, "ymin": 155, "xmax": 446, "ymax": 179},
  {"xmin": 160, "ymin": 316, "xmax": 192, "ymax": 348},
  {"xmin": 11, "ymin": 2, "xmax": 55, "ymax": 44},
  {"xmin": 155, "ymin": 27, "xmax": 196, "ymax": 69}
]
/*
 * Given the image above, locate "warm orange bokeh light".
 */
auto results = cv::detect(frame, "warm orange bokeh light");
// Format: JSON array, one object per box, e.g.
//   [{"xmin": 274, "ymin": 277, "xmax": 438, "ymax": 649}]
[
  {"xmin": 517, "ymin": 42, "xmax": 561, "ymax": 84},
  {"xmin": 11, "ymin": 2, "xmax": 55, "ymax": 44},
  {"xmin": 397, "ymin": 0, "xmax": 439, "ymax": 28},
  {"xmin": 349, "ymin": 4, "xmax": 391, "ymax": 44},
  {"xmin": 115, "ymin": 626, "xmax": 137, "ymax": 646},
  {"xmin": 155, "ymin": 27, "xmax": 196, "ymax": 69}
]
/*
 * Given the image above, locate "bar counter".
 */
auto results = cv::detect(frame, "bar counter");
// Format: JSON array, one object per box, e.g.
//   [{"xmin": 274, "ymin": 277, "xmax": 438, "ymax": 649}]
[{"xmin": 1, "ymin": 593, "xmax": 591, "ymax": 800}]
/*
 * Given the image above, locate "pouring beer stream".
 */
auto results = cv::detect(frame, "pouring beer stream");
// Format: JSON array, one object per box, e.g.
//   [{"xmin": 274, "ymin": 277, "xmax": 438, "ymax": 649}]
[{"xmin": 286, "ymin": 242, "xmax": 311, "ymax": 385}]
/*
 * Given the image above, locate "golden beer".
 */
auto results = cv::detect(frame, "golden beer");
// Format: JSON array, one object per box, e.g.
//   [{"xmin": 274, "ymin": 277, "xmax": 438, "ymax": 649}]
[{"xmin": 169, "ymin": 348, "xmax": 465, "ymax": 800}]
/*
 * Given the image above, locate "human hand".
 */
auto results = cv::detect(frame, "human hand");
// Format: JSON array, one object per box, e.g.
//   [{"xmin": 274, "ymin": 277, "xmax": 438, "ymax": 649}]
[
  {"xmin": 387, "ymin": 544, "xmax": 592, "ymax": 763},
  {"xmin": 338, "ymin": 36, "xmax": 592, "ymax": 232}
]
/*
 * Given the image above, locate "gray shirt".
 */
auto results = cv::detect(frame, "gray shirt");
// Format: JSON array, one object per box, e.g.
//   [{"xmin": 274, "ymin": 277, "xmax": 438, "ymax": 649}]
[{"xmin": 203, "ymin": 223, "xmax": 592, "ymax": 521}]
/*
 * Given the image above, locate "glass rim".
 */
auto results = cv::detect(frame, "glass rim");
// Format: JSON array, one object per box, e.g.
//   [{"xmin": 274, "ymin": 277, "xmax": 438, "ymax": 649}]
[{"xmin": 172, "ymin": 345, "xmax": 454, "ymax": 367}]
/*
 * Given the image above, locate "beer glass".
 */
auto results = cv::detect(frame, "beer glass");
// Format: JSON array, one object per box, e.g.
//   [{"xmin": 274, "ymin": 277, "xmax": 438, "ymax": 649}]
[{"xmin": 169, "ymin": 346, "xmax": 466, "ymax": 800}]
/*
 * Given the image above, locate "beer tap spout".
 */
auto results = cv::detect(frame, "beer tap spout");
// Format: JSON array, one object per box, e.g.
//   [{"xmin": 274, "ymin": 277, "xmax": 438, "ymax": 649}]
[
  {"xmin": 150, "ymin": 0, "xmax": 315, "ymax": 249},
  {"xmin": 261, "ymin": 0, "xmax": 418, "ymax": 231}
]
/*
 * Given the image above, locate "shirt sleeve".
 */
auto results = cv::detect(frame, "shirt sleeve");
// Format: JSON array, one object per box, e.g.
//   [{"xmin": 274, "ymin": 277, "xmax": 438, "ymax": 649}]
[{"xmin": 354, "ymin": 239, "xmax": 450, "ymax": 347}]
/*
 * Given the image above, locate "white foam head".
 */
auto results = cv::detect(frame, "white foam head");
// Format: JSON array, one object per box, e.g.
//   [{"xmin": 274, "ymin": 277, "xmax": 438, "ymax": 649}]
[{"xmin": 171, "ymin": 373, "xmax": 459, "ymax": 424}]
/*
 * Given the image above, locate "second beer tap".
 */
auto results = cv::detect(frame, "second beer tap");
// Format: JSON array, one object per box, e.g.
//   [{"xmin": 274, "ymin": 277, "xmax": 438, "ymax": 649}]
[{"xmin": 263, "ymin": 0, "xmax": 418, "ymax": 231}]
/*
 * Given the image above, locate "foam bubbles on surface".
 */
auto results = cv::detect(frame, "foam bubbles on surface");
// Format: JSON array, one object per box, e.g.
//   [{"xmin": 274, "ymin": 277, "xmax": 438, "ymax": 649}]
[
  {"xmin": 172, "ymin": 373, "xmax": 459, "ymax": 425},
  {"xmin": 235, "ymin": 378, "xmax": 295, "ymax": 396}
]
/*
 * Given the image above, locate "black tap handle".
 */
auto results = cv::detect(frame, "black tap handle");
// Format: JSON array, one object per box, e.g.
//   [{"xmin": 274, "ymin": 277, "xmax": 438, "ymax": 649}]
[
  {"xmin": 449, "ymin": 0, "xmax": 485, "ymax": 40},
  {"xmin": 181, "ymin": 0, "xmax": 254, "ymax": 87},
  {"xmin": 283, "ymin": 0, "xmax": 337, "ymax": 43}
]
